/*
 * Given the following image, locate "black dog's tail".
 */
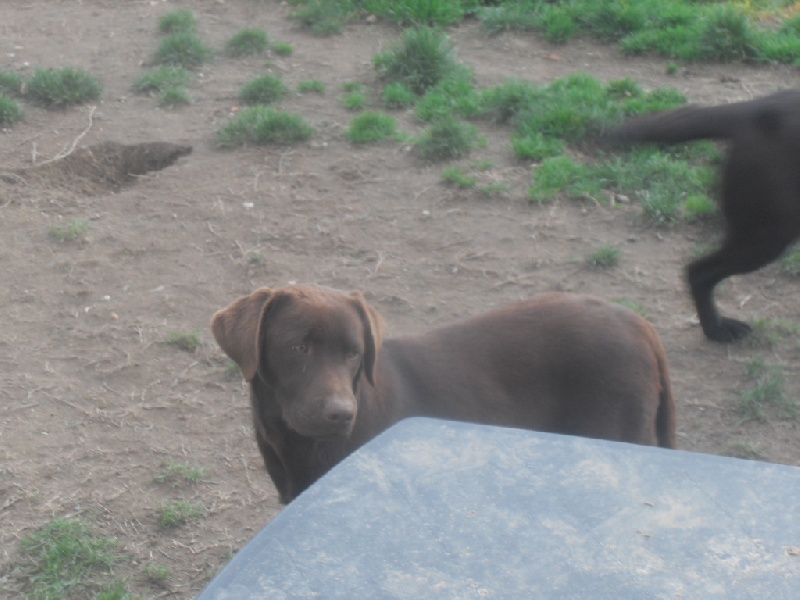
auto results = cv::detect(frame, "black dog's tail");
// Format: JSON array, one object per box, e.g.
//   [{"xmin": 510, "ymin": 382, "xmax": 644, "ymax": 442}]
[{"xmin": 605, "ymin": 90, "xmax": 800, "ymax": 146}]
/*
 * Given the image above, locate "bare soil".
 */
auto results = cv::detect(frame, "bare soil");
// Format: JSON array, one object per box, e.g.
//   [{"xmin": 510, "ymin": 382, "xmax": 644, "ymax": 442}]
[{"xmin": 1, "ymin": 1, "xmax": 798, "ymax": 597}]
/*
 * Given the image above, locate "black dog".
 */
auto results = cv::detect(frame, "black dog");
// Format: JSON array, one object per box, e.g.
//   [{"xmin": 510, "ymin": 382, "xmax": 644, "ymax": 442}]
[{"xmin": 605, "ymin": 90, "xmax": 800, "ymax": 342}]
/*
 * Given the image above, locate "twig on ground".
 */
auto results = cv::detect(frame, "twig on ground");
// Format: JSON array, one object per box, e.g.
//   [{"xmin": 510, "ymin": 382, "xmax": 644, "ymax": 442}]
[{"xmin": 36, "ymin": 105, "xmax": 97, "ymax": 166}]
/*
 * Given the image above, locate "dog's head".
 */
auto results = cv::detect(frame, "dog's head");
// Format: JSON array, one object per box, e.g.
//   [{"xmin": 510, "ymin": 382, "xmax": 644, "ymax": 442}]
[{"xmin": 211, "ymin": 284, "xmax": 384, "ymax": 438}]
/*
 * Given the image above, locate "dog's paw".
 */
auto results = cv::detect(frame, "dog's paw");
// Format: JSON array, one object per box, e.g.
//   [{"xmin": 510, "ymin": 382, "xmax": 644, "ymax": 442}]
[{"xmin": 705, "ymin": 318, "xmax": 752, "ymax": 343}]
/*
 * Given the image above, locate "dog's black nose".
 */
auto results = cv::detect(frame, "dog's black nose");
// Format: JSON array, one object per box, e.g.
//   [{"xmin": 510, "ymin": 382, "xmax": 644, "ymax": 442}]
[{"xmin": 324, "ymin": 396, "xmax": 355, "ymax": 424}]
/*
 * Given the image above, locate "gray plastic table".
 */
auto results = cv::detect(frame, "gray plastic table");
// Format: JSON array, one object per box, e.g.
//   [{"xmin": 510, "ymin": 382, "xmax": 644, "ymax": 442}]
[{"xmin": 198, "ymin": 417, "xmax": 800, "ymax": 599}]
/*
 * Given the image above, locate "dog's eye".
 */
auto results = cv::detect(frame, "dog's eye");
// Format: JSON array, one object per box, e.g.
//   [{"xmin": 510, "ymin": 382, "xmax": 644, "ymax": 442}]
[
  {"xmin": 292, "ymin": 343, "xmax": 308, "ymax": 354},
  {"xmin": 346, "ymin": 350, "xmax": 360, "ymax": 361}
]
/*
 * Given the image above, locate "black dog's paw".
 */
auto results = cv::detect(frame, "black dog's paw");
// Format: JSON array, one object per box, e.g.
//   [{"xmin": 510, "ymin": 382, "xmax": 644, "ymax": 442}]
[{"xmin": 705, "ymin": 318, "xmax": 752, "ymax": 343}]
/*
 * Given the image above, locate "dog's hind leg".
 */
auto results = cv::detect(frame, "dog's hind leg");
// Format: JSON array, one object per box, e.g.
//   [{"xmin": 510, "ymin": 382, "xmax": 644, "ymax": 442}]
[{"xmin": 687, "ymin": 226, "xmax": 793, "ymax": 342}]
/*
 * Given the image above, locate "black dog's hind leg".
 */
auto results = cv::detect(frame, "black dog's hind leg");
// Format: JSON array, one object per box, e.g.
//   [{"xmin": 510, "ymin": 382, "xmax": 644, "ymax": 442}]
[{"xmin": 687, "ymin": 226, "xmax": 792, "ymax": 342}]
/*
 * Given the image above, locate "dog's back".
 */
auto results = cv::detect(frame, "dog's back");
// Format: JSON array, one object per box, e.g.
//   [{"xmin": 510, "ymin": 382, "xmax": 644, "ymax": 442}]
[
  {"xmin": 377, "ymin": 293, "xmax": 676, "ymax": 449},
  {"xmin": 606, "ymin": 89, "xmax": 800, "ymax": 145}
]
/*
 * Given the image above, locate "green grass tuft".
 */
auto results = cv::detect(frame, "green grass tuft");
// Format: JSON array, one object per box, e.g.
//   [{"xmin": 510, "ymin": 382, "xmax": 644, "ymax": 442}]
[
  {"xmin": 0, "ymin": 69, "xmax": 24, "ymax": 95},
  {"xmin": 158, "ymin": 87, "xmax": 191, "ymax": 107},
  {"xmin": 155, "ymin": 463, "xmax": 207, "ymax": 485},
  {"xmin": 512, "ymin": 132, "xmax": 565, "ymax": 161},
  {"xmin": 133, "ymin": 65, "xmax": 192, "ymax": 93},
  {"xmin": 780, "ymin": 245, "xmax": 800, "ymax": 276},
  {"xmin": 27, "ymin": 67, "xmax": 102, "ymax": 108},
  {"xmin": 413, "ymin": 67, "xmax": 481, "ymax": 122},
  {"xmin": 248, "ymin": 251, "xmax": 266, "ymax": 264},
  {"xmin": 153, "ymin": 31, "xmax": 213, "ymax": 69},
  {"xmin": 159, "ymin": 8, "xmax": 197, "ymax": 34},
  {"xmin": 144, "ymin": 563, "xmax": 172, "ymax": 585},
  {"xmin": 297, "ymin": 80, "xmax": 326, "ymax": 94},
  {"xmin": 291, "ymin": 0, "xmax": 357, "ymax": 35},
  {"xmin": 225, "ymin": 28, "xmax": 269, "ymax": 57},
  {"xmin": 441, "ymin": 166, "xmax": 477, "ymax": 189},
  {"xmin": 19, "ymin": 518, "xmax": 120, "ymax": 600},
  {"xmin": 217, "ymin": 106, "xmax": 314, "ymax": 147},
  {"xmin": 374, "ymin": 26, "xmax": 461, "ymax": 95},
  {"xmin": 239, "ymin": 74, "xmax": 289, "ymax": 105},
  {"xmin": 165, "ymin": 330, "xmax": 202, "ymax": 352},
  {"xmin": 271, "ymin": 41, "xmax": 294, "ymax": 56},
  {"xmin": 382, "ymin": 82, "xmax": 415, "ymax": 109},
  {"xmin": 414, "ymin": 116, "xmax": 481, "ymax": 162},
  {"xmin": 0, "ymin": 93, "xmax": 23, "ymax": 125},
  {"xmin": 157, "ymin": 500, "xmax": 206, "ymax": 528},
  {"xmin": 738, "ymin": 359, "xmax": 796, "ymax": 422},
  {"xmin": 614, "ymin": 299, "xmax": 649, "ymax": 318},
  {"xmin": 362, "ymin": 0, "xmax": 466, "ymax": 27},
  {"xmin": 528, "ymin": 155, "xmax": 599, "ymax": 204},
  {"xmin": 587, "ymin": 246, "xmax": 621, "ymax": 269},
  {"xmin": 479, "ymin": 79, "xmax": 539, "ymax": 124},
  {"xmin": 347, "ymin": 111, "xmax": 398, "ymax": 143},
  {"xmin": 342, "ymin": 92, "xmax": 366, "ymax": 110},
  {"xmin": 49, "ymin": 219, "xmax": 89, "ymax": 242}
]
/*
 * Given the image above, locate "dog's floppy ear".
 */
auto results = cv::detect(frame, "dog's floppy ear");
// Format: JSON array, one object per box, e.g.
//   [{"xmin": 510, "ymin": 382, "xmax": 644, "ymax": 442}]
[
  {"xmin": 349, "ymin": 291, "xmax": 385, "ymax": 386},
  {"xmin": 211, "ymin": 288, "xmax": 273, "ymax": 382}
]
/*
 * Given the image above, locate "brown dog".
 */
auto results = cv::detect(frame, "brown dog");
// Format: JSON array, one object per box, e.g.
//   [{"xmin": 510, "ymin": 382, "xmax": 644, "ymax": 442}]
[
  {"xmin": 212, "ymin": 285, "xmax": 676, "ymax": 503},
  {"xmin": 605, "ymin": 89, "xmax": 800, "ymax": 342}
]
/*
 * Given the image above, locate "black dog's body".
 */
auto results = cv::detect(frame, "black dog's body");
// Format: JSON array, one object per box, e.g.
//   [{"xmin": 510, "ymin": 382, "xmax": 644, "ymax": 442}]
[{"xmin": 607, "ymin": 90, "xmax": 800, "ymax": 342}]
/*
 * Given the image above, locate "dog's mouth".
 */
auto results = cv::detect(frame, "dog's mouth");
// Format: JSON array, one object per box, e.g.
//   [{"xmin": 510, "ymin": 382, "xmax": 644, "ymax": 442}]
[{"xmin": 284, "ymin": 416, "xmax": 355, "ymax": 440}]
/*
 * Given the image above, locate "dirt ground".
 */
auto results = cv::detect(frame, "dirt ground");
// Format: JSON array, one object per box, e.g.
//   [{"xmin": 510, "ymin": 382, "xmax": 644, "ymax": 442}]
[{"xmin": 1, "ymin": 1, "xmax": 798, "ymax": 597}]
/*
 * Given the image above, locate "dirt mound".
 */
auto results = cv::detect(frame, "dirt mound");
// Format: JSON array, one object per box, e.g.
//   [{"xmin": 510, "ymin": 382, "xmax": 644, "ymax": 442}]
[{"xmin": 2, "ymin": 141, "xmax": 192, "ymax": 196}]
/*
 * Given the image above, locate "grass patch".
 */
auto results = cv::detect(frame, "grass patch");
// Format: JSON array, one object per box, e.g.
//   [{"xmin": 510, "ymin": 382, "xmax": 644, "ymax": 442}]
[
  {"xmin": 738, "ymin": 359, "xmax": 797, "ymax": 422},
  {"xmin": 248, "ymin": 251, "xmax": 265, "ymax": 264},
  {"xmin": 614, "ymin": 298, "xmax": 649, "ymax": 318},
  {"xmin": 780, "ymin": 245, "xmax": 800, "ymax": 276},
  {"xmin": 374, "ymin": 26, "xmax": 461, "ymax": 95},
  {"xmin": 479, "ymin": 182, "xmax": 511, "ymax": 197},
  {"xmin": 587, "ymin": 245, "xmax": 620, "ymax": 269},
  {"xmin": 414, "ymin": 67, "xmax": 481, "ymax": 122},
  {"xmin": 239, "ymin": 74, "xmax": 289, "ymax": 105},
  {"xmin": 0, "ymin": 69, "xmax": 24, "ymax": 95},
  {"xmin": 157, "ymin": 500, "xmax": 206, "ymax": 528},
  {"xmin": 512, "ymin": 133, "xmax": 565, "ymax": 161},
  {"xmin": 342, "ymin": 90, "xmax": 367, "ymax": 110},
  {"xmin": 297, "ymin": 80, "xmax": 326, "ymax": 94},
  {"xmin": 382, "ymin": 82, "xmax": 415, "ymax": 109},
  {"xmin": 17, "ymin": 518, "xmax": 122, "ymax": 600},
  {"xmin": 165, "ymin": 330, "xmax": 202, "ymax": 352},
  {"xmin": 158, "ymin": 87, "xmax": 191, "ymax": 107},
  {"xmin": 27, "ymin": 67, "xmax": 102, "ymax": 108},
  {"xmin": 0, "ymin": 93, "xmax": 23, "ymax": 125},
  {"xmin": 271, "ymin": 41, "xmax": 294, "ymax": 56},
  {"xmin": 595, "ymin": 148, "xmax": 715, "ymax": 226},
  {"xmin": 133, "ymin": 65, "xmax": 192, "ymax": 93},
  {"xmin": 225, "ymin": 28, "xmax": 269, "ymax": 57},
  {"xmin": 528, "ymin": 155, "xmax": 600, "ymax": 204},
  {"xmin": 291, "ymin": 0, "xmax": 357, "ymax": 35},
  {"xmin": 225, "ymin": 361, "xmax": 242, "ymax": 379},
  {"xmin": 155, "ymin": 463, "xmax": 207, "ymax": 485},
  {"xmin": 362, "ymin": 0, "xmax": 466, "ymax": 26},
  {"xmin": 441, "ymin": 166, "xmax": 477, "ymax": 189},
  {"xmin": 143, "ymin": 563, "xmax": 172, "ymax": 586},
  {"xmin": 153, "ymin": 31, "xmax": 213, "ymax": 69},
  {"xmin": 217, "ymin": 106, "xmax": 314, "ymax": 147},
  {"xmin": 414, "ymin": 116, "xmax": 481, "ymax": 162},
  {"xmin": 49, "ymin": 219, "xmax": 89, "ymax": 242},
  {"xmin": 479, "ymin": 79, "xmax": 540, "ymax": 124},
  {"xmin": 745, "ymin": 318, "xmax": 800, "ymax": 350},
  {"xmin": 158, "ymin": 8, "xmax": 197, "ymax": 34},
  {"xmin": 477, "ymin": 1, "xmax": 800, "ymax": 65},
  {"xmin": 347, "ymin": 111, "xmax": 398, "ymax": 143}
]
